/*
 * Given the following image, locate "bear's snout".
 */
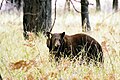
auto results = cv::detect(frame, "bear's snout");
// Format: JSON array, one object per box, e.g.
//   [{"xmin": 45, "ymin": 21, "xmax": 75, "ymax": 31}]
[{"xmin": 54, "ymin": 40, "xmax": 61, "ymax": 47}]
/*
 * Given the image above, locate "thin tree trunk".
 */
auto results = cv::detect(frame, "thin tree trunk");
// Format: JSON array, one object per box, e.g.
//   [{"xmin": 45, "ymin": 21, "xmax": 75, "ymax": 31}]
[
  {"xmin": 0, "ymin": 0, "xmax": 4, "ymax": 10},
  {"xmin": 96, "ymin": 0, "xmax": 101, "ymax": 11},
  {"xmin": 23, "ymin": 0, "xmax": 52, "ymax": 39},
  {"xmin": 113, "ymin": 0, "xmax": 118, "ymax": 11},
  {"xmin": 0, "ymin": 74, "xmax": 2, "ymax": 80},
  {"xmin": 81, "ymin": 0, "xmax": 91, "ymax": 32},
  {"xmin": 64, "ymin": 0, "xmax": 70, "ymax": 13}
]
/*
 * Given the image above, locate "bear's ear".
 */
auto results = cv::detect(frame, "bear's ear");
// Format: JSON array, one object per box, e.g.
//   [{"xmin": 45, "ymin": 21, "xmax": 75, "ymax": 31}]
[
  {"xmin": 46, "ymin": 32, "xmax": 52, "ymax": 38},
  {"xmin": 61, "ymin": 32, "xmax": 65, "ymax": 38}
]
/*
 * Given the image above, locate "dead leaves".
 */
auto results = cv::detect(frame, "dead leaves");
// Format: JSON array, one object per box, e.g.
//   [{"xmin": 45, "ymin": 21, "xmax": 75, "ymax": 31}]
[
  {"xmin": 26, "ymin": 32, "xmax": 37, "ymax": 42},
  {"xmin": 83, "ymin": 70, "xmax": 93, "ymax": 80},
  {"xmin": 71, "ymin": 77, "xmax": 78, "ymax": 80},
  {"xmin": 25, "ymin": 73, "xmax": 35, "ymax": 80},
  {"xmin": 101, "ymin": 40, "xmax": 108, "ymax": 54},
  {"xmin": 105, "ymin": 73, "xmax": 116, "ymax": 80},
  {"xmin": 49, "ymin": 72, "xmax": 58, "ymax": 78},
  {"xmin": 9, "ymin": 60, "xmax": 36, "ymax": 72}
]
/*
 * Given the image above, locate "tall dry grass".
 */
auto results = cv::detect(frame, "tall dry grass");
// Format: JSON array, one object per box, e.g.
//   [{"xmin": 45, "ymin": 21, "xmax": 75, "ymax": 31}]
[{"xmin": 0, "ymin": 8, "xmax": 120, "ymax": 80}]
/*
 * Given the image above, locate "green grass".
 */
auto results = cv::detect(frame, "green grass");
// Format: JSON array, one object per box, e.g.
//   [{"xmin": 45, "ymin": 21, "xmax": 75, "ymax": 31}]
[{"xmin": 0, "ymin": 9, "xmax": 120, "ymax": 80}]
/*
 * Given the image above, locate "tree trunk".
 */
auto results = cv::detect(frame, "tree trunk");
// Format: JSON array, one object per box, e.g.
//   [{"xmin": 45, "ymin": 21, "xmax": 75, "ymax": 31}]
[
  {"xmin": 81, "ymin": 0, "xmax": 91, "ymax": 32},
  {"xmin": 0, "ymin": 74, "xmax": 2, "ymax": 80},
  {"xmin": 96, "ymin": 0, "xmax": 101, "ymax": 11},
  {"xmin": 23, "ymin": 0, "xmax": 52, "ymax": 39},
  {"xmin": 113, "ymin": 0, "xmax": 118, "ymax": 11}
]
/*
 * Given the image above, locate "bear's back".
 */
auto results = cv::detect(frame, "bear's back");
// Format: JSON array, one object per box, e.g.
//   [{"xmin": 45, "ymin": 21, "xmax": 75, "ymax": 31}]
[
  {"xmin": 64, "ymin": 33, "xmax": 100, "ymax": 47},
  {"xmin": 63, "ymin": 33, "xmax": 103, "ymax": 62}
]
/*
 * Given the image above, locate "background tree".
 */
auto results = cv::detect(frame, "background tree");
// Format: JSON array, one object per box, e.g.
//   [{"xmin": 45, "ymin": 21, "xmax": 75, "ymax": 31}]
[
  {"xmin": 23, "ymin": 0, "xmax": 52, "ymax": 39},
  {"xmin": 96, "ymin": 0, "xmax": 101, "ymax": 11},
  {"xmin": 0, "ymin": 74, "xmax": 2, "ymax": 80},
  {"xmin": 64, "ymin": 0, "xmax": 70, "ymax": 12},
  {"xmin": 113, "ymin": 0, "xmax": 118, "ymax": 11},
  {"xmin": 81, "ymin": 0, "xmax": 91, "ymax": 32}
]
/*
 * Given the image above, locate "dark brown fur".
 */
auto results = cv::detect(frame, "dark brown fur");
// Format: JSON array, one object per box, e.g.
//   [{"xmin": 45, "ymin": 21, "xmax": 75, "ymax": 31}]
[{"xmin": 46, "ymin": 32, "xmax": 103, "ymax": 65}]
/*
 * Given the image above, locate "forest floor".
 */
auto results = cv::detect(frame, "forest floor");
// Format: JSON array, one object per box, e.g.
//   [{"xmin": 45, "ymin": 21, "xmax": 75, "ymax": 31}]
[{"xmin": 0, "ymin": 8, "xmax": 120, "ymax": 80}]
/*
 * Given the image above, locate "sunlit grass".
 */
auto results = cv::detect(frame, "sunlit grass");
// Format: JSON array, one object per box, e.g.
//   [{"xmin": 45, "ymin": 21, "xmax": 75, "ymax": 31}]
[{"xmin": 0, "ymin": 9, "xmax": 120, "ymax": 79}]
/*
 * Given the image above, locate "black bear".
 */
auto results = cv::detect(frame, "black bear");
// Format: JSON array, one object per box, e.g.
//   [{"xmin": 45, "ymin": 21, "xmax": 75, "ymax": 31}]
[{"xmin": 46, "ymin": 32, "xmax": 103, "ymax": 65}]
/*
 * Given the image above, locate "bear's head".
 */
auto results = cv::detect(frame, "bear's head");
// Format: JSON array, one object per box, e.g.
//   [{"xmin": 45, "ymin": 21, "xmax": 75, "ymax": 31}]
[{"xmin": 46, "ymin": 32, "xmax": 65, "ymax": 53}]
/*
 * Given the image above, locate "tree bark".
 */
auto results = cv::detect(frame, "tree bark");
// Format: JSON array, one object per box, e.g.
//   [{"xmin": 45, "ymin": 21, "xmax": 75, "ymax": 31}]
[
  {"xmin": 96, "ymin": 0, "xmax": 101, "ymax": 11},
  {"xmin": 81, "ymin": 0, "xmax": 91, "ymax": 32},
  {"xmin": 113, "ymin": 0, "xmax": 118, "ymax": 11},
  {"xmin": 0, "ymin": 74, "xmax": 2, "ymax": 80},
  {"xmin": 23, "ymin": 0, "xmax": 52, "ymax": 39}
]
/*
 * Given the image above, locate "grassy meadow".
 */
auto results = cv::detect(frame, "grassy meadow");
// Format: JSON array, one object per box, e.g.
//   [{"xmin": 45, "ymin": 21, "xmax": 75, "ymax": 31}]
[{"xmin": 0, "ymin": 8, "xmax": 120, "ymax": 80}]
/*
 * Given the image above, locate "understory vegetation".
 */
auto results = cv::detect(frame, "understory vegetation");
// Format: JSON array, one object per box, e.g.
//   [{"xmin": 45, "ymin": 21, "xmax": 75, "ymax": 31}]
[{"xmin": 0, "ymin": 9, "xmax": 120, "ymax": 80}]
